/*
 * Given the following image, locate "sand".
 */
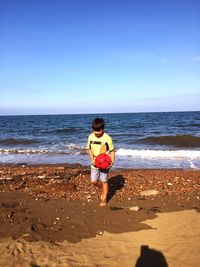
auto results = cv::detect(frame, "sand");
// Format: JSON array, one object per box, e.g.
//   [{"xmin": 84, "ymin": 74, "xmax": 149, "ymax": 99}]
[
  {"xmin": 0, "ymin": 209, "xmax": 199, "ymax": 267},
  {"xmin": 0, "ymin": 165, "xmax": 200, "ymax": 266}
]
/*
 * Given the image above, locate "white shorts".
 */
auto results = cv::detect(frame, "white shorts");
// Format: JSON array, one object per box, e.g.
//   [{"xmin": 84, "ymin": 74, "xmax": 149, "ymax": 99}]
[{"xmin": 91, "ymin": 168, "xmax": 109, "ymax": 183}]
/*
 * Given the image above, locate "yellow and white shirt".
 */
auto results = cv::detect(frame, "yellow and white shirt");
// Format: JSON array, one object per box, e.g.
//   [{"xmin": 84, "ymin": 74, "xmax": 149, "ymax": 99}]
[{"xmin": 87, "ymin": 132, "xmax": 114, "ymax": 157}]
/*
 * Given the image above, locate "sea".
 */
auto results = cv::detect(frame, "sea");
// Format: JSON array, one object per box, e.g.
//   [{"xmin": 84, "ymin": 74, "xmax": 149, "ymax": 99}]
[{"xmin": 0, "ymin": 111, "xmax": 200, "ymax": 169}]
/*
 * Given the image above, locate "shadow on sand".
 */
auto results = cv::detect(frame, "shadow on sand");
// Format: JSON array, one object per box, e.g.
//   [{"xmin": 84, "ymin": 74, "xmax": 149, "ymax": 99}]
[
  {"xmin": 107, "ymin": 175, "xmax": 125, "ymax": 202},
  {"xmin": 135, "ymin": 245, "xmax": 168, "ymax": 267}
]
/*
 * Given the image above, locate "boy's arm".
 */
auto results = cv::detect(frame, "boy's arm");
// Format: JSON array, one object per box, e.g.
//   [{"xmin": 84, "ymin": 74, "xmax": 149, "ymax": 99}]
[
  {"xmin": 107, "ymin": 136, "xmax": 115, "ymax": 167},
  {"xmin": 110, "ymin": 150, "xmax": 115, "ymax": 166},
  {"xmin": 87, "ymin": 135, "xmax": 95, "ymax": 166},
  {"xmin": 88, "ymin": 149, "xmax": 96, "ymax": 166}
]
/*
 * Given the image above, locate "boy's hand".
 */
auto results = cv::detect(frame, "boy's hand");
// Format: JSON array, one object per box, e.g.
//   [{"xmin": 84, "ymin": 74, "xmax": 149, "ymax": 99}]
[
  {"xmin": 91, "ymin": 159, "xmax": 96, "ymax": 166},
  {"xmin": 107, "ymin": 161, "xmax": 113, "ymax": 169}
]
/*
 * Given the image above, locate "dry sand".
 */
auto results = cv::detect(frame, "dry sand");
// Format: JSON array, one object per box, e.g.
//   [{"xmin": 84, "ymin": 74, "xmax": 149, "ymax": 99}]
[{"xmin": 0, "ymin": 209, "xmax": 199, "ymax": 267}]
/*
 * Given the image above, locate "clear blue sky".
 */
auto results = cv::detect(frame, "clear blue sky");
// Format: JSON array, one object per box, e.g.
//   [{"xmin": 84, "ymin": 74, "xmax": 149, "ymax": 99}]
[{"xmin": 0, "ymin": 0, "xmax": 199, "ymax": 115}]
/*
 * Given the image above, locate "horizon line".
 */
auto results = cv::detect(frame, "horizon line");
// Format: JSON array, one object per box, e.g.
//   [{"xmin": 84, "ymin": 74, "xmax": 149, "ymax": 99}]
[{"xmin": 0, "ymin": 110, "xmax": 199, "ymax": 117}]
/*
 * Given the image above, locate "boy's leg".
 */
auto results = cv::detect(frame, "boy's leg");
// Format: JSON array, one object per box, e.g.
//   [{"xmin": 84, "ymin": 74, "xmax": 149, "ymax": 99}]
[
  {"xmin": 95, "ymin": 180, "xmax": 103, "ymax": 190},
  {"xmin": 91, "ymin": 169, "xmax": 102, "ymax": 190},
  {"xmin": 101, "ymin": 181, "xmax": 108, "ymax": 201},
  {"xmin": 99, "ymin": 169, "xmax": 109, "ymax": 206}
]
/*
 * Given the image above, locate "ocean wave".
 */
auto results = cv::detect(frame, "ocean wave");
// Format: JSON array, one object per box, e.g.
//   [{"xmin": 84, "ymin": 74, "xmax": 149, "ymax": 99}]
[
  {"xmin": 0, "ymin": 144, "xmax": 87, "ymax": 155},
  {"xmin": 0, "ymin": 138, "xmax": 40, "ymax": 145},
  {"xmin": 176, "ymin": 123, "xmax": 200, "ymax": 128},
  {"xmin": 0, "ymin": 149, "xmax": 48, "ymax": 154},
  {"xmin": 53, "ymin": 128, "xmax": 78, "ymax": 133},
  {"xmin": 64, "ymin": 143, "xmax": 88, "ymax": 154},
  {"xmin": 116, "ymin": 148, "xmax": 200, "ymax": 159},
  {"xmin": 138, "ymin": 135, "xmax": 200, "ymax": 147}
]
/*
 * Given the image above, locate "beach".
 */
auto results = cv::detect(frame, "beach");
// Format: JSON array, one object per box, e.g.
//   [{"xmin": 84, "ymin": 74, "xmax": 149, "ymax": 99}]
[
  {"xmin": 0, "ymin": 164, "xmax": 200, "ymax": 266},
  {"xmin": 1, "ymin": 0, "xmax": 200, "ymax": 264}
]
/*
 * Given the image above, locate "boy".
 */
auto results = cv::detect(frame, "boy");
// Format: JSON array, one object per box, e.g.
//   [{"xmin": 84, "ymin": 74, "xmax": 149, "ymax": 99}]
[{"xmin": 87, "ymin": 118, "xmax": 115, "ymax": 206}]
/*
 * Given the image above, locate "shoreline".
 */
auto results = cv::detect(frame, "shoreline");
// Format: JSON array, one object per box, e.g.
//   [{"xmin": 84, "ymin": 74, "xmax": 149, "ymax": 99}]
[
  {"xmin": 1, "ymin": 161, "xmax": 200, "ymax": 169},
  {"xmin": 0, "ymin": 164, "xmax": 199, "ymax": 201},
  {"xmin": 1, "ymin": 164, "xmax": 199, "ymax": 239}
]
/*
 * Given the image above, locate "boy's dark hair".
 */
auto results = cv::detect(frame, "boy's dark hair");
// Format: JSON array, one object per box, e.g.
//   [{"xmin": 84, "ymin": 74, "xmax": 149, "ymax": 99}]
[{"xmin": 92, "ymin": 118, "xmax": 105, "ymax": 131}]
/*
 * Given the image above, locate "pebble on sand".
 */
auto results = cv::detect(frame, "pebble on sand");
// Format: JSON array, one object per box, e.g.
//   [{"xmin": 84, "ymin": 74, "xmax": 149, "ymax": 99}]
[{"xmin": 139, "ymin": 190, "xmax": 159, "ymax": 196}]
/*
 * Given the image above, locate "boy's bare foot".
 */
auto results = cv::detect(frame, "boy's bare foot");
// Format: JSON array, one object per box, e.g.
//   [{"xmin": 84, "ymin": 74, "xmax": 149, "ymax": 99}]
[
  {"xmin": 100, "ymin": 201, "xmax": 107, "ymax": 207},
  {"xmin": 100, "ymin": 194, "xmax": 107, "ymax": 206}
]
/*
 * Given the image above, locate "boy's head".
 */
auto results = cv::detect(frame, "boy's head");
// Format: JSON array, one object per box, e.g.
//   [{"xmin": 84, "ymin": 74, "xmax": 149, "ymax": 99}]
[{"xmin": 92, "ymin": 118, "xmax": 104, "ymax": 137}]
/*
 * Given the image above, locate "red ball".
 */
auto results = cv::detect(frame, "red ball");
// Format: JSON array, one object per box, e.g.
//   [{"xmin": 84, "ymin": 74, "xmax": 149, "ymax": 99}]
[{"xmin": 95, "ymin": 153, "xmax": 111, "ymax": 169}]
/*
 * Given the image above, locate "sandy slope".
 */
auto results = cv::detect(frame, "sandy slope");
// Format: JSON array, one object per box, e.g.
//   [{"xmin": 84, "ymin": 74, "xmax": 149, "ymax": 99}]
[{"xmin": 0, "ymin": 209, "xmax": 199, "ymax": 267}]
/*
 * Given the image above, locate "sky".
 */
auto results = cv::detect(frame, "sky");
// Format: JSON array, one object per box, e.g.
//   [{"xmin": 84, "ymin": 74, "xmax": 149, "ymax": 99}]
[{"xmin": 0, "ymin": 0, "xmax": 200, "ymax": 115}]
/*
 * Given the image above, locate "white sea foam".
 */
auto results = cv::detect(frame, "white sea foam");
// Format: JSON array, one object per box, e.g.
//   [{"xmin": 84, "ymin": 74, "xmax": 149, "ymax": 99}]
[
  {"xmin": 0, "ymin": 143, "xmax": 86, "ymax": 155},
  {"xmin": 187, "ymin": 159, "xmax": 198, "ymax": 169},
  {"xmin": 0, "ymin": 148, "xmax": 49, "ymax": 154},
  {"xmin": 116, "ymin": 148, "xmax": 200, "ymax": 159}
]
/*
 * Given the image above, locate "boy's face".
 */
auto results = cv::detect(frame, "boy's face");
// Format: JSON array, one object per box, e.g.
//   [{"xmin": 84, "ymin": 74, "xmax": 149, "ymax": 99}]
[{"xmin": 93, "ymin": 129, "xmax": 104, "ymax": 138}]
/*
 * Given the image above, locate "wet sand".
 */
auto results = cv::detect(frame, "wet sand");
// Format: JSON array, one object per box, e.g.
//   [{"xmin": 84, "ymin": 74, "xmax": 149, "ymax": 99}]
[{"xmin": 0, "ymin": 164, "xmax": 200, "ymax": 266}]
